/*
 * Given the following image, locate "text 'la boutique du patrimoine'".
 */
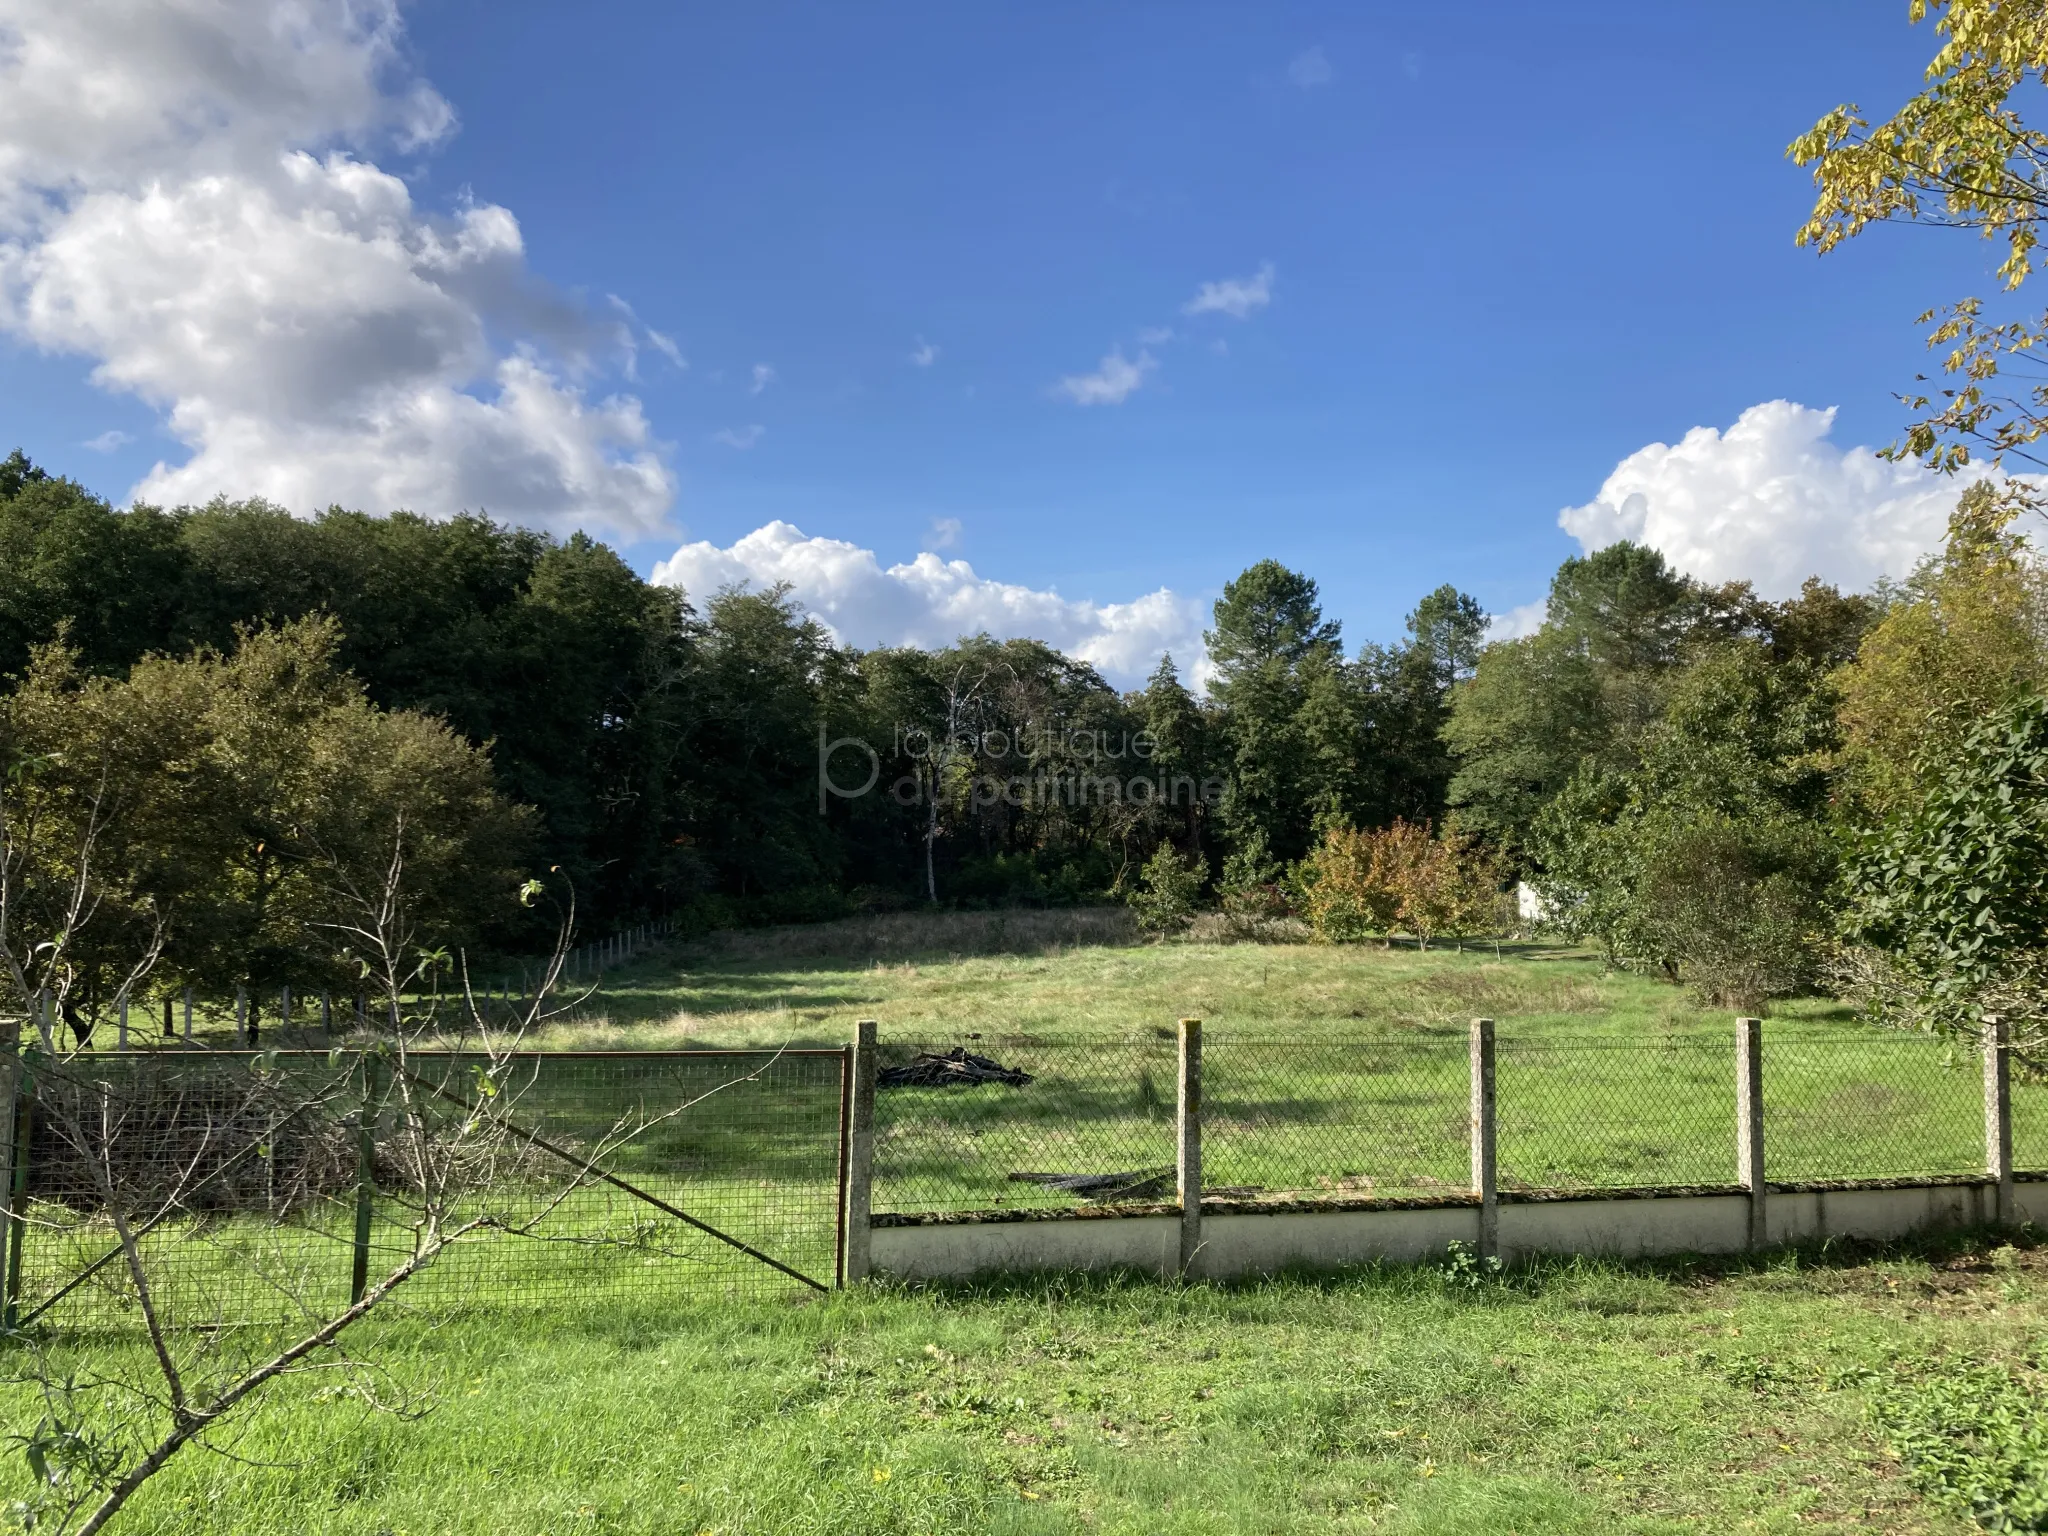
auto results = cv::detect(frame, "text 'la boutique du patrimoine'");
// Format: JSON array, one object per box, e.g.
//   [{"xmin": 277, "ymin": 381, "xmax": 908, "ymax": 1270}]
[{"xmin": 817, "ymin": 723, "xmax": 1228, "ymax": 813}]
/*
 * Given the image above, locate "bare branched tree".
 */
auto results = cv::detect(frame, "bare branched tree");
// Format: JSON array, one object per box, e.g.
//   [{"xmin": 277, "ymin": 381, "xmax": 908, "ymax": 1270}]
[{"xmin": 1, "ymin": 818, "xmax": 781, "ymax": 1534}]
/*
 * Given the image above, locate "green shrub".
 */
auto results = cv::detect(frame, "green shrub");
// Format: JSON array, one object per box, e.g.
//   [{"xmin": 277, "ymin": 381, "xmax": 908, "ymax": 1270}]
[{"xmin": 1129, "ymin": 844, "xmax": 1204, "ymax": 934}]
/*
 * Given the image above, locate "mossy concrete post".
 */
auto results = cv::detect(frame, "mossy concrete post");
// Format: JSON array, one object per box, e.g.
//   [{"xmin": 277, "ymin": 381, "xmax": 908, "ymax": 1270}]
[
  {"xmin": 1736, "ymin": 1017, "xmax": 1766, "ymax": 1249},
  {"xmin": 1470, "ymin": 1018, "xmax": 1497, "ymax": 1260},
  {"xmin": 844, "ymin": 1019, "xmax": 877, "ymax": 1283},
  {"xmin": 1985, "ymin": 1016, "xmax": 2015, "ymax": 1227},
  {"xmin": 1177, "ymin": 1018, "xmax": 1203, "ymax": 1279}
]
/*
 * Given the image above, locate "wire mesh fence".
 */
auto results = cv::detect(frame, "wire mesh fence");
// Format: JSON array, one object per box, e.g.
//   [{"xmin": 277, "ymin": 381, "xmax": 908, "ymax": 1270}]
[
  {"xmin": 4, "ymin": 1048, "xmax": 847, "ymax": 1332},
  {"xmin": 1496, "ymin": 1036, "xmax": 1736, "ymax": 1190},
  {"xmin": 1202, "ymin": 1035, "xmax": 1470, "ymax": 1201},
  {"xmin": 870, "ymin": 1025, "xmax": 2045, "ymax": 1217},
  {"xmin": 7, "ymin": 1024, "xmax": 2042, "ymax": 1324},
  {"xmin": 1761, "ymin": 1030, "xmax": 1987, "ymax": 1181},
  {"xmin": 2018, "ymin": 1060, "xmax": 2048, "ymax": 1173},
  {"xmin": 872, "ymin": 1034, "xmax": 1178, "ymax": 1214}
]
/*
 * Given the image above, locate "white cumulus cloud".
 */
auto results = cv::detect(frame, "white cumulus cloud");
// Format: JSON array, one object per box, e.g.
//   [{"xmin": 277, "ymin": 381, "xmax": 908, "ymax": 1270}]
[
  {"xmin": 1183, "ymin": 262, "xmax": 1274, "ymax": 320},
  {"xmin": 0, "ymin": 0, "xmax": 673, "ymax": 536},
  {"xmin": 1055, "ymin": 348, "xmax": 1155, "ymax": 406},
  {"xmin": 651, "ymin": 522, "xmax": 1207, "ymax": 688},
  {"xmin": 1557, "ymin": 400, "xmax": 1990, "ymax": 599}
]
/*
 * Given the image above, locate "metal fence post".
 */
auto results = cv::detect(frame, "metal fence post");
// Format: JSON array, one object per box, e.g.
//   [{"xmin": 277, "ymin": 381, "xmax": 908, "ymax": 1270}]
[
  {"xmin": 1736, "ymin": 1017, "xmax": 1766, "ymax": 1249},
  {"xmin": 0, "ymin": 1028, "xmax": 21, "ymax": 1328},
  {"xmin": 1985, "ymin": 1016, "xmax": 2015, "ymax": 1227},
  {"xmin": 350, "ymin": 1053, "xmax": 380, "ymax": 1304},
  {"xmin": 843, "ymin": 1020, "xmax": 877, "ymax": 1283},
  {"xmin": 1470, "ymin": 1018, "xmax": 1497, "ymax": 1260},
  {"xmin": 1177, "ymin": 1017, "xmax": 1202, "ymax": 1279}
]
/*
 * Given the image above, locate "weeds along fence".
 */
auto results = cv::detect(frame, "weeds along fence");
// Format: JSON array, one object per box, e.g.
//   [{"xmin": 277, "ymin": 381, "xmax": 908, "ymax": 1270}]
[{"xmin": 0, "ymin": 1047, "xmax": 848, "ymax": 1331}]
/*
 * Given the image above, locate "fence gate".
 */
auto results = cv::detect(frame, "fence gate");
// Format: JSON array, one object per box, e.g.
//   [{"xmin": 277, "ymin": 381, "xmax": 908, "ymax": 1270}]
[{"xmin": 1, "ymin": 1047, "xmax": 852, "ymax": 1330}]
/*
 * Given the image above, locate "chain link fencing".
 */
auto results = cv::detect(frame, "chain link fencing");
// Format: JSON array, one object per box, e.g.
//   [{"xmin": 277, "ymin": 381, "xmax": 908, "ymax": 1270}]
[
  {"xmin": 872, "ymin": 1034, "xmax": 1178, "ymax": 1214},
  {"xmin": 872, "ymin": 1025, "xmax": 2047, "ymax": 1217},
  {"xmin": 9, "ymin": 1024, "xmax": 2044, "ymax": 1325},
  {"xmin": 3, "ymin": 1048, "xmax": 846, "ymax": 1332}
]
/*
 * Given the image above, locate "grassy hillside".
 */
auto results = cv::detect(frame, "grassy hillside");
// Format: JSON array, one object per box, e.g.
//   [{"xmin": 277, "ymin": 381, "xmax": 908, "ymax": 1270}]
[{"xmin": 524, "ymin": 911, "xmax": 1843, "ymax": 1049}]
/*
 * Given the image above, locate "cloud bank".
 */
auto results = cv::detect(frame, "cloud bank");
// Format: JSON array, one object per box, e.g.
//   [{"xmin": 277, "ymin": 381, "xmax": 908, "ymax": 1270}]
[
  {"xmin": 1556, "ymin": 401, "xmax": 1982, "ymax": 599},
  {"xmin": 652, "ymin": 522, "xmax": 1207, "ymax": 688},
  {"xmin": 0, "ymin": 0, "xmax": 673, "ymax": 537}
]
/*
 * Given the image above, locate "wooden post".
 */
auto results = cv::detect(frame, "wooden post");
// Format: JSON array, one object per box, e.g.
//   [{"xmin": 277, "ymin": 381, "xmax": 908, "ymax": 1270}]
[
  {"xmin": 321, "ymin": 991, "xmax": 332, "ymax": 1034},
  {"xmin": 163, "ymin": 996, "xmax": 174, "ymax": 1038},
  {"xmin": 182, "ymin": 987, "xmax": 192, "ymax": 1043},
  {"xmin": 350, "ymin": 1054, "xmax": 380, "ymax": 1303},
  {"xmin": 0, "ymin": 1027, "xmax": 21, "ymax": 1328},
  {"xmin": 1736, "ymin": 1017, "xmax": 1766, "ymax": 1249},
  {"xmin": 1470, "ymin": 1018, "xmax": 1498, "ymax": 1260},
  {"xmin": 1177, "ymin": 1018, "xmax": 1203, "ymax": 1278},
  {"xmin": 843, "ymin": 1020, "xmax": 877, "ymax": 1282},
  {"xmin": 1985, "ymin": 1016, "xmax": 2015, "ymax": 1227}
]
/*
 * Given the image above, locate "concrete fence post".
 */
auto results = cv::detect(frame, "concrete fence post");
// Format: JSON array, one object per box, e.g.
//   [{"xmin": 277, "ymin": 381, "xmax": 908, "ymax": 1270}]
[
  {"xmin": 0, "ymin": 1026, "xmax": 20, "ymax": 1327},
  {"xmin": 843, "ymin": 1019, "xmax": 877, "ymax": 1282},
  {"xmin": 1985, "ymin": 1016, "xmax": 2015, "ymax": 1227},
  {"xmin": 1736, "ymin": 1016, "xmax": 1766, "ymax": 1249},
  {"xmin": 1177, "ymin": 1017, "xmax": 1203, "ymax": 1279},
  {"xmin": 1470, "ymin": 1018, "xmax": 1497, "ymax": 1260}
]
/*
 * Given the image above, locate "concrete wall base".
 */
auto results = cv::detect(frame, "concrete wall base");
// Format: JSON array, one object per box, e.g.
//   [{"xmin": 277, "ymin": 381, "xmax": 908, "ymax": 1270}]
[{"xmin": 868, "ymin": 1179, "xmax": 2047, "ymax": 1283}]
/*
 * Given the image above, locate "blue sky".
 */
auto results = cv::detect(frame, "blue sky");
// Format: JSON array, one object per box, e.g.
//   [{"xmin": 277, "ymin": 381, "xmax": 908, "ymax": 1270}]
[{"xmin": 0, "ymin": 2, "xmax": 2005, "ymax": 678}]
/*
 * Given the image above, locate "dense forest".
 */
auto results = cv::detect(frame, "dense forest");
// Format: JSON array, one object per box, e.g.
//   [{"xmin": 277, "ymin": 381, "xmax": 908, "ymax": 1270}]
[
  {"xmin": 7, "ymin": 447, "xmax": 2048, "ymax": 1047},
  {"xmin": 0, "ymin": 449, "xmax": 1472, "ymax": 938}
]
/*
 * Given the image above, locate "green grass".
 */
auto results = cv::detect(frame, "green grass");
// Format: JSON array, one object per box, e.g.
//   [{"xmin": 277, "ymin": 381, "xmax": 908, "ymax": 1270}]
[
  {"xmin": 5, "ymin": 1234, "xmax": 2045, "ymax": 1534},
  {"xmin": 30, "ymin": 915, "xmax": 2048, "ymax": 1297},
  {"xmin": 534, "ymin": 914, "xmax": 2041, "ymax": 1205}
]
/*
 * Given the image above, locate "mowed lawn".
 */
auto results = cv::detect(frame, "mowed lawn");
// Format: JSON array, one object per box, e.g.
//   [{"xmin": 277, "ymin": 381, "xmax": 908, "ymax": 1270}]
[{"xmin": 5, "ymin": 1237, "xmax": 2044, "ymax": 1535}]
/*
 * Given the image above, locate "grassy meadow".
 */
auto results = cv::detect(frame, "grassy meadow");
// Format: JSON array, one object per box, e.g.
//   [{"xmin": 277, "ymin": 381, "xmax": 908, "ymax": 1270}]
[
  {"xmin": 17, "ymin": 912, "xmax": 2045, "ymax": 1332},
  {"xmin": 4, "ymin": 1235, "xmax": 2046, "ymax": 1534},
  {"xmin": 513, "ymin": 912, "xmax": 2046, "ymax": 1207}
]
